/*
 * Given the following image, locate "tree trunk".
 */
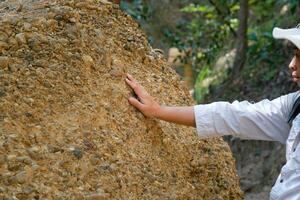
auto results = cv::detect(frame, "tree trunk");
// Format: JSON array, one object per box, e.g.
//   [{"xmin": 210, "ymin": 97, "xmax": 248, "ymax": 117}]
[{"xmin": 232, "ymin": 0, "xmax": 248, "ymax": 79}]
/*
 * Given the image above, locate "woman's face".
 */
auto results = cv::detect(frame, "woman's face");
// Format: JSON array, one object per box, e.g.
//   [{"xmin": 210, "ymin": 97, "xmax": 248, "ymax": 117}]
[{"xmin": 289, "ymin": 48, "xmax": 300, "ymax": 85}]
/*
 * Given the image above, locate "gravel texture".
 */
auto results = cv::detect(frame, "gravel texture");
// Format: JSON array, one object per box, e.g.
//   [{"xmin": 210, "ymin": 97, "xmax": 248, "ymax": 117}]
[{"xmin": 0, "ymin": 0, "xmax": 242, "ymax": 199}]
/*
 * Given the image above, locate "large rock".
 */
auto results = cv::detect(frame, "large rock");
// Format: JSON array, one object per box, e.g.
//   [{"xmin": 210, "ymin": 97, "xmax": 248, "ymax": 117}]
[{"xmin": 0, "ymin": 0, "xmax": 243, "ymax": 199}]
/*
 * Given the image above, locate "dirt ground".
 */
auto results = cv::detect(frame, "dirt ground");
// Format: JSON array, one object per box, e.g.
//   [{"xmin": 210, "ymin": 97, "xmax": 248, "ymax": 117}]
[{"xmin": 0, "ymin": 0, "xmax": 242, "ymax": 199}]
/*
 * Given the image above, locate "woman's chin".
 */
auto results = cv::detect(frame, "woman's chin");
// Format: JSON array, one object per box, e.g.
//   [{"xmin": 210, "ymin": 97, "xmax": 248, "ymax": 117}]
[
  {"xmin": 293, "ymin": 77, "xmax": 299, "ymax": 82},
  {"xmin": 292, "ymin": 77, "xmax": 300, "ymax": 86}
]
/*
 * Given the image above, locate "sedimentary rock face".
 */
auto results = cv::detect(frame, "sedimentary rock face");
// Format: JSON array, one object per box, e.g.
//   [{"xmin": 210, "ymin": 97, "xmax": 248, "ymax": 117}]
[{"xmin": 0, "ymin": 0, "xmax": 242, "ymax": 199}]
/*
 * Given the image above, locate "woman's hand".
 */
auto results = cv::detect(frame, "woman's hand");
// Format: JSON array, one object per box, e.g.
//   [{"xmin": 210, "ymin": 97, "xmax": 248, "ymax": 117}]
[
  {"xmin": 125, "ymin": 74, "xmax": 161, "ymax": 118},
  {"xmin": 125, "ymin": 73, "xmax": 195, "ymax": 127}
]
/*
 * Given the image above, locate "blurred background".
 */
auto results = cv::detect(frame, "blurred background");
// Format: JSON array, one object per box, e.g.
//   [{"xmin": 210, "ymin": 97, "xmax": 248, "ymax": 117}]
[{"xmin": 113, "ymin": 0, "xmax": 299, "ymax": 199}]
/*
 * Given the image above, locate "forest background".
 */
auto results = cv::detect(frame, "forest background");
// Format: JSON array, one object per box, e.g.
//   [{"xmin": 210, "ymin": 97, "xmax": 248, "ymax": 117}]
[{"xmin": 118, "ymin": 0, "xmax": 299, "ymax": 199}]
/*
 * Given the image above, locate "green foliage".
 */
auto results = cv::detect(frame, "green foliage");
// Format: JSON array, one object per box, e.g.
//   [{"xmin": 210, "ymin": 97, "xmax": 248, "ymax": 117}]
[
  {"xmin": 181, "ymin": 4, "xmax": 214, "ymax": 14},
  {"xmin": 120, "ymin": 0, "xmax": 150, "ymax": 20},
  {"xmin": 244, "ymin": 0, "xmax": 298, "ymax": 84},
  {"xmin": 121, "ymin": 0, "xmax": 300, "ymax": 102},
  {"xmin": 161, "ymin": 1, "xmax": 240, "ymax": 96},
  {"xmin": 279, "ymin": 0, "xmax": 300, "ymax": 14},
  {"xmin": 163, "ymin": 1, "xmax": 240, "ymax": 102},
  {"xmin": 194, "ymin": 65, "xmax": 212, "ymax": 102},
  {"xmin": 192, "ymin": 0, "xmax": 300, "ymax": 102}
]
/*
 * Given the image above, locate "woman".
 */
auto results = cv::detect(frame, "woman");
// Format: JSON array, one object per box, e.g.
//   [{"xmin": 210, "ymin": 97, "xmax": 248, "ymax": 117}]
[{"xmin": 125, "ymin": 26, "xmax": 300, "ymax": 200}]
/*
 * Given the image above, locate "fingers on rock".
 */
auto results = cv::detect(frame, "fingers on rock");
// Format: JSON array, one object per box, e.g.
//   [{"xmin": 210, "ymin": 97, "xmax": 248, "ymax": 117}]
[{"xmin": 129, "ymin": 97, "xmax": 143, "ymax": 109}]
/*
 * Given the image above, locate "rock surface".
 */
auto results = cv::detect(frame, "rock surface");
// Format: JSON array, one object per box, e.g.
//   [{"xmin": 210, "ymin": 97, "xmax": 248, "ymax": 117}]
[{"xmin": 0, "ymin": 0, "xmax": 243, "ymax": 199}]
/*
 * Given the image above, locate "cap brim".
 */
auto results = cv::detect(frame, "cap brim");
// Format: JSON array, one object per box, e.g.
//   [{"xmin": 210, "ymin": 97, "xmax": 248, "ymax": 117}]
[{"xmin": 273, "ymin": 27, "xmax": 300, "ymax": 49}]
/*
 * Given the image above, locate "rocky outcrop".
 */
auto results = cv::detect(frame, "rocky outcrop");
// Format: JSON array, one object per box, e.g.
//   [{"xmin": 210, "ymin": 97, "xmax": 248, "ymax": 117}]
[{"xmin": 0, "ymin": 0, "xmax": 242, "ymax": 199}]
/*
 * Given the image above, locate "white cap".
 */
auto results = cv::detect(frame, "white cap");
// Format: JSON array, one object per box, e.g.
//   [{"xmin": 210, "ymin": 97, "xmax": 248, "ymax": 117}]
[{"xmin": 273, "ymin": 26, "xmax": 300, "ymax": 49}]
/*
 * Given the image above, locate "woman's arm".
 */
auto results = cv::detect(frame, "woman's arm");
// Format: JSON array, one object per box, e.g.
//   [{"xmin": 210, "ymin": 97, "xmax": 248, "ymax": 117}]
[
  {"xmin": 126, "ymin": 74, "xmax": 296, "ymax": 143},
  {"xmin": 125, "ymin": 74, "xmax": 196, "ymax": 127}
]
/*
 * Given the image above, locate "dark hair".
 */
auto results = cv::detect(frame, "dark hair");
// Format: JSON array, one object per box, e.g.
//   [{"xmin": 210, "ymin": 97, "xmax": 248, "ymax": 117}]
[
  {"xmin": 287, "ymin": 42, "xmax": 298, "ymax": 50},
  {"xmin": 288, "ymin": 96, "xmax": 300, "ymax": 123}
]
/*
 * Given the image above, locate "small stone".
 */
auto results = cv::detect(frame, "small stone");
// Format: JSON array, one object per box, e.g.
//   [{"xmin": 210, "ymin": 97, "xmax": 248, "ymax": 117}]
[
  {"xmin": 34, "ymin": 59, "xmax": 49, "ymax": 68},
  {"xmin": 123, "ymin": 43, "xmax": 132, "ymax": 51},
  {"xmin": 25, "ymin": 112, "xmax": 33, "ymax": 117},
  {"xmin": 147, "ymin": 55, "xmax": 155, "ymax": 61},
  {"xmin": 0, "ymin": 31, "xmax": 8, "ymax": 41},
  {"xmin": 7, "ymin": 155, "xmax": 22, "ymax": 171},
  {"xmin": 28, "ymin": 37, "xmax": 41, "ymax": 51},
  {"xmin": 90, "ymin": 156, "xmax": 101, "ymax": 165},
  {"xmin": 0, "ymin": 155, "xmax": 6, "ymax": 165},
  {"xmin": 8, "ymin": 36, "xmax": 18, "ymax": 46},
  {"xmin": 15, "ymin": 33, "xmax": 26, "ymax": 44},
  {"xmin": 69, "ymin": 18, "xmax": 76, "ymax": 23},
  {"xmin": 94, "ymin": 29, "xmax": 103, "ymax": 37},
  {"xmin": 85, "ymin": 192, "xmax": 109, "ymax": 200},
  {"xmin": 98, "ymin": 162, "xmax": 116, "ymax": 172},
  {"xmin": 75, "ymin": 2, "xmax": 93, "ymax": 9},
  {"xmin": 23, "ymin": 22, "xmax": 32, "ymax": 31},
  {"xmin": 127, "ymin": 36, "xmax": 134, "ymax": 42},
  {"xmin": 0, "ymin": 89, "xmax": 6, "ymax": 97},
  {"xmin": 16, "ymin": 156, "xmax": 33, "ymax": 165},
  {"xmin": 15, "ymin": 2, "xmax": 22, "ymax": 12},
  {"xmin": 32, "ymin": 163, "xmax": 39, "ymax": 171},
  {"xmin": 13, "ymin": 171, "xmax": 27, "ymax": 184},
  {"xmin": 0, "ymin": 186, "xmax": 5, "ymax": 193},
  {"xmin": 22, "ymin": 186, "xmax": 35, "ymax": 194},
  {"xmin": 83, "ymin": 139, "xmax": 96, "ymax": 150},
  {"xmin": 47, "ymin": 145, "xmax": 62, "ymax": 153},
  {"xmin": 0, "ymin": 41, "xmax": 9, "ymax": 51},
  {"xmin": 82, "ymin": 55, "xmax": 94, "ymax": 69},
  {"xmin": 58, "ymin": 38, "xmax": 69, "ymax": 45},
  {"xmin": 8, "ymin": 64, "xmax": 19, "ymax": 72},
  {"xmin": 46, "ymin": 19, "xmax": 58, "ymax": 31},
  {"xmin": 0, "ymin": 56, "xmax": 10, "ymax": 69},
  {"xmin": 109, "ymin": 68, "xmax": 123, "ymax": 77},
  {"xmin": 27, "ymin": 146, "xmax": 42, "ymax": 160},
  {"xmin": 76, "ymin": 193, "xmax": 85, "ymax": 200},
  {"xmin": 98, "ymin": 0, "xmax": 112, "ymax": 4},
  {"xmin": 2, "ymin": 172, "xmax": 13, "ymax": 182},
  {"xmin": 54, "ymin": 14, "xmax": 63, "ymax": 21},
  {"xmin": 2, "ymin": 26, "xmax": 12, "ymax": 36},
  {"xmin": 23, "ymin": 97, "xmax": 34, "ymax": 105},
  {"xmin": 72, "ymin": 147, "xmax": 83, "ymax": 159}
]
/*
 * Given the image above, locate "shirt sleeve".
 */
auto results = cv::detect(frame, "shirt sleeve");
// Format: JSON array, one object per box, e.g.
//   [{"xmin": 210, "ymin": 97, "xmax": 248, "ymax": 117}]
[{"xmin": 194, "ymin": 91, "xmax": 300, "ymax": 144}]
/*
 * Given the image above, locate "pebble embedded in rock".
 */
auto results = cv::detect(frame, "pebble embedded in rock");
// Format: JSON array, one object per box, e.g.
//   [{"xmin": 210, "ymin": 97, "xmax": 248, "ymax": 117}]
[
  {"xmin": 15, "ymin": 33, "xmax": 26, "ymax": 44},
  {"xmin": 23, "ymin": 22, "xmax": 32, "ymax": 31},
  {"xmin": 72, "ymin": 147, "xmax": 83, "ymax": 159},
  {"xmin": 85, "ymin": 190, "xmax": 109, "ymax": 200},
  {"xmin": 9, "ymin": 171, "xmax": 27, "ymax": 184},
  {"xmin": 0, "ymin": 31, "xmax": 8, "ymax": 41},
  {"xmin": 0, "ymin": 155, "xmax": 6, "ymax": 165},
  {"xmin": 0, "ymin": 89, "xmax": 6, "ymax": 97},
  {"xmin": 16, "ymin": 156, "xmax": 33, "ymax": 165},
  {"xmin": 0, "ymin": 56, "xmax": 9, "ymax": 69},
  {"xmin": 82, "ymin": 55, "xmax": 94, "ymax": 69},
  {"xmin": 27, "ymin": 146, "xmax": 42, "ymax": 160},
  {"xmin": 22, "ymin": 186, "xmax": 35, "ymax": 194},
  {"xmin": 0, "ymin": 41, "xmax": 8, "ymax": 51}
]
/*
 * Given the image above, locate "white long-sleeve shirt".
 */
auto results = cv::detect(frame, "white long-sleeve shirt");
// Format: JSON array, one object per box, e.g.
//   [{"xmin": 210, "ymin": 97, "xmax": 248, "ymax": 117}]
[{"xmin": 194, "ymin": 91, "xmax": 300, "ymax": 200}]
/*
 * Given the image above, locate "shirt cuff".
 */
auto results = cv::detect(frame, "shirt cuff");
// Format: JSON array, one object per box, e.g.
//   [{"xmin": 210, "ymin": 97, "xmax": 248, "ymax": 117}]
[{"xmin": 194, "ymin": 104, "xmax": 218, "ymax": 138}]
